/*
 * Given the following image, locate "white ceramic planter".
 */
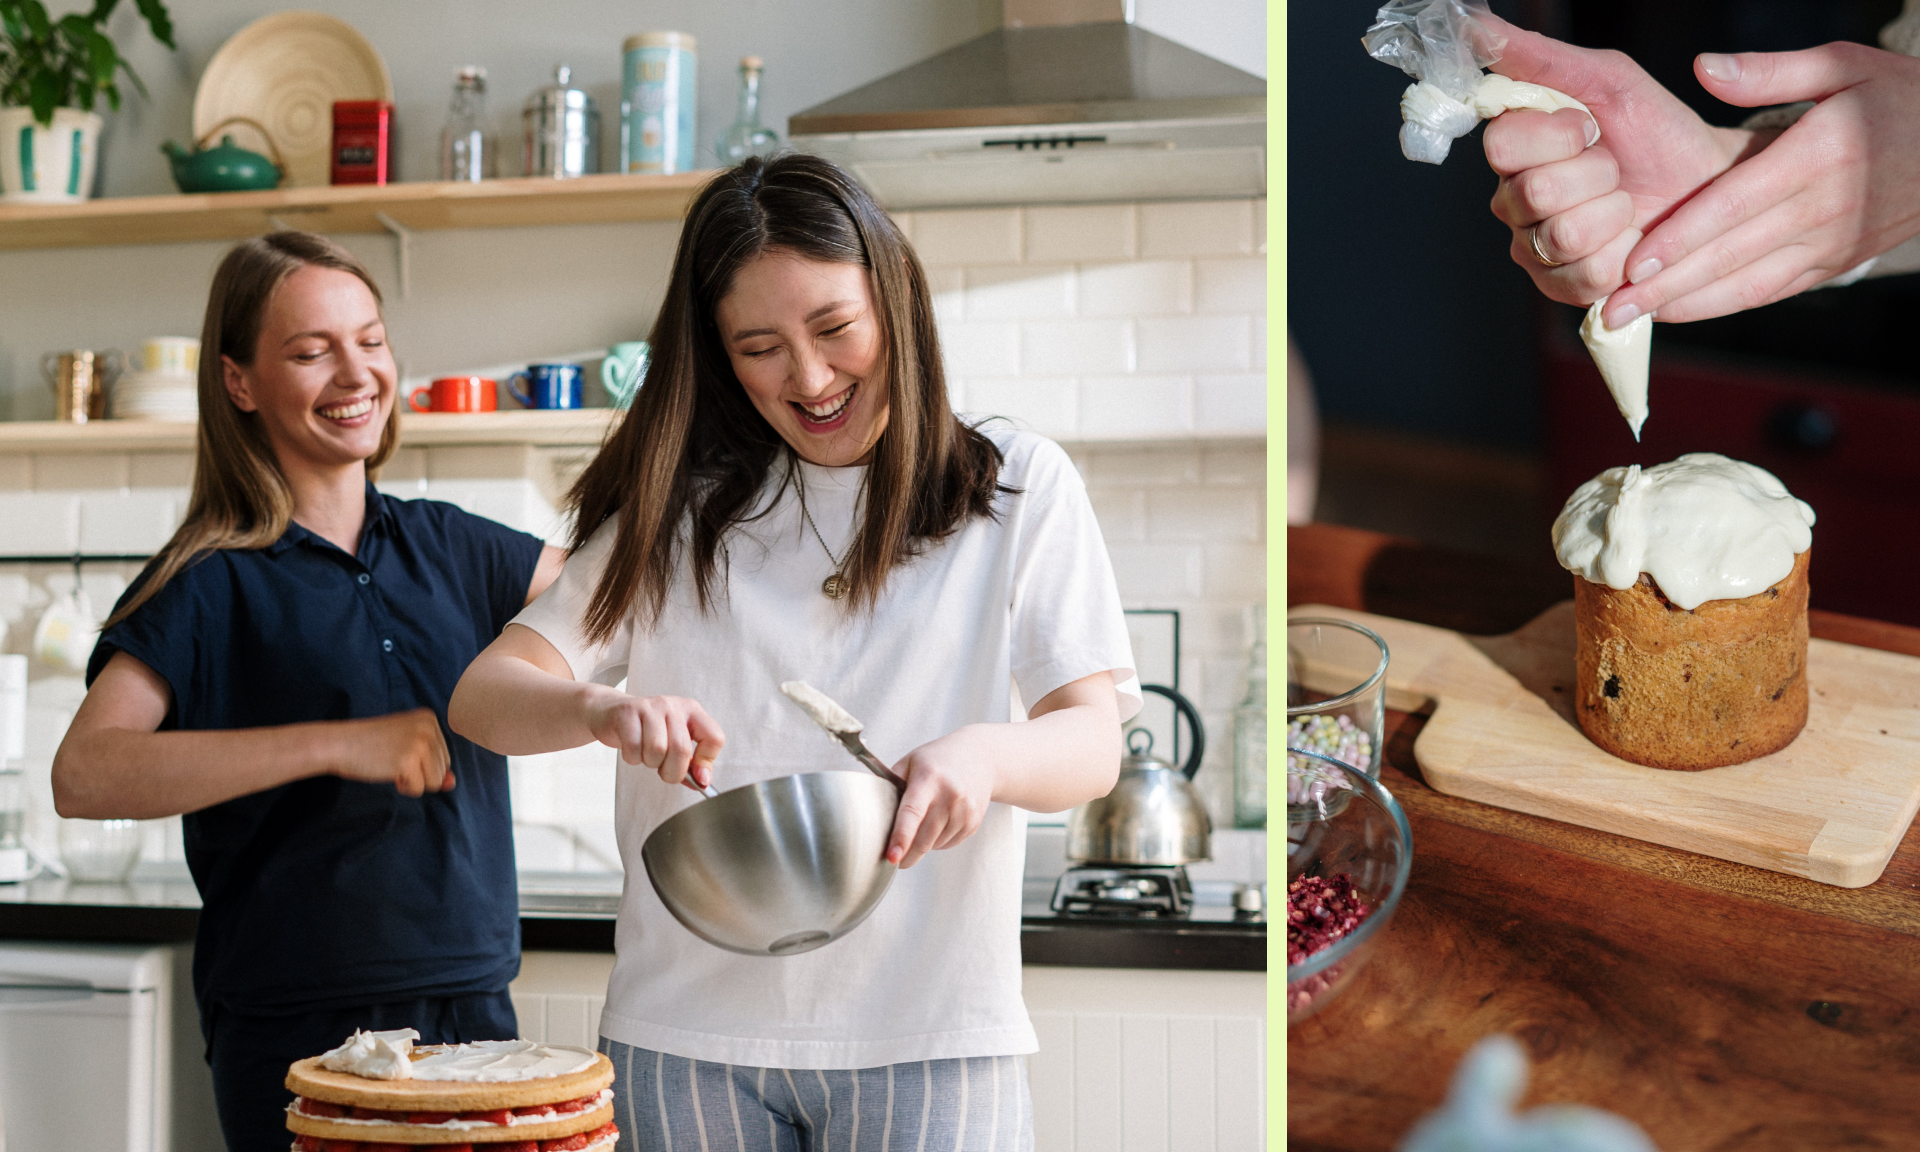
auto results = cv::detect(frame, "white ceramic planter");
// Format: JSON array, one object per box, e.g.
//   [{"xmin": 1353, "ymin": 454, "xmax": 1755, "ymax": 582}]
[{"xmin": 0, "ymin": 106, "xmax": 103, "ymax": 202}]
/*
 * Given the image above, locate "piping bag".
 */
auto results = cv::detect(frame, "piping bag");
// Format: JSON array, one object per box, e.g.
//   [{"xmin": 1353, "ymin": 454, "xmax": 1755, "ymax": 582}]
[{"xmin": 1363, "ymin": 0, "xmax": 1654, "ymax": 440}]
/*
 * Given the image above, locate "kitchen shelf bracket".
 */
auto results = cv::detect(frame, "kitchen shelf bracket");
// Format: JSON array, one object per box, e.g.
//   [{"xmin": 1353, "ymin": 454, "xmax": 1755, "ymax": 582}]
[{"xmin": 373, "ymin": 211, "xmax": 413, "ymax": 298}]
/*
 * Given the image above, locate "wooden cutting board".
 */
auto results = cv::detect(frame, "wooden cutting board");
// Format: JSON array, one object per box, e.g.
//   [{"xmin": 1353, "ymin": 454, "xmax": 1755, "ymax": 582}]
[{"xmin": 1292, "ymin": 602, "xmax": 1920, "ymax": 888}]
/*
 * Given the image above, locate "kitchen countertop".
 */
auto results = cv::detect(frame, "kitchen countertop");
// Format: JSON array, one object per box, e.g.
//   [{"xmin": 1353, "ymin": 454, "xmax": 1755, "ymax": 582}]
[
  {"xmin": 1288, "ymin": 522, "xmax": 1920, "ymax": 1148},
  {"xmin": 0, "ymin": 866, "xmax": 1264, "ymax": 972}
]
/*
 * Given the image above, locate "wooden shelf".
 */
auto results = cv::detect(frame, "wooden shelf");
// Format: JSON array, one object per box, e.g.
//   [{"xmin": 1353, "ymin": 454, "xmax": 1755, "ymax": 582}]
[
  {"xmin": 0, "ymin": 409, "xmax": 620, "ymax": 452},
  {"xmin": 0, "ymin": 412, "xmax": 1260, "ymax": 454},
  {"xmin": 0, "ymin": 172, "xmax": 716, "ymax": 250}
]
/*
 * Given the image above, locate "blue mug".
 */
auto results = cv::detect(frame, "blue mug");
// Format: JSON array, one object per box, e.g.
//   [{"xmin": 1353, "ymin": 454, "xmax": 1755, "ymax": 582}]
[{"xmin": 508, "ymin": 363, "xmax": 583, "ymax": 409}]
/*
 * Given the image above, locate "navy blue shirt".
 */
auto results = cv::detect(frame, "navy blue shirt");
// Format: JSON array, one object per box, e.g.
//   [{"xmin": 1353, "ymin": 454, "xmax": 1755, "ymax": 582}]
[{"xmin": 87, "ymin": 486, "xmax": 544, "ymax": 1015}]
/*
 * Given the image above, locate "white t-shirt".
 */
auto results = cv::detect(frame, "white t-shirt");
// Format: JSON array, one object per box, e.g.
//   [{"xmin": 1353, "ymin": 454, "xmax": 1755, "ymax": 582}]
[{"xmin": 511, "ymin": 427, "xmax": 1139, "ymax": 1069}]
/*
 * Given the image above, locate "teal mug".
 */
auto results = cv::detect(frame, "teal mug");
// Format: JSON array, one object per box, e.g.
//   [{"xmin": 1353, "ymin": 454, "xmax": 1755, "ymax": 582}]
[{"xmin": 601, "ymin": 341, "xmax": 649, "ymax": 409}]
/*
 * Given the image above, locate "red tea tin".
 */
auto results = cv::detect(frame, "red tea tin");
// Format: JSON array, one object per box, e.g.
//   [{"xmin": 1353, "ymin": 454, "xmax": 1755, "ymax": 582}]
[{"xmin": 331, "ymin": 100, "xmax": 393, "ymax": 185}]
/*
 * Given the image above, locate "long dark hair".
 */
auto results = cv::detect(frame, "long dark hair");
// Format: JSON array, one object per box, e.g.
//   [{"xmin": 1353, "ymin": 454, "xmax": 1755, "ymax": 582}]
[
  {"xmin": 104, "ymin": 232, "xmax": 399, "ymax": 629},
  {"xmin": 567, "ymin": 153, "xmax": 1008, "ymax": 642}
]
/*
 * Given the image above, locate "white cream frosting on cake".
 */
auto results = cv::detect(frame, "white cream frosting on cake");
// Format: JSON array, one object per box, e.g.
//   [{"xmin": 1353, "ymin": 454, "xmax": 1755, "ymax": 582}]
[
  {"xmin": 1551, "ymin": 453, "xmax": 1815, "ymax": 610},
  {"xmin": 315, "ymin": 1031, "xmax": 597, "ymax": 1082},
  {"xmin": 780, "ymin": 680, "xmax": 862, "ymax": 734}
]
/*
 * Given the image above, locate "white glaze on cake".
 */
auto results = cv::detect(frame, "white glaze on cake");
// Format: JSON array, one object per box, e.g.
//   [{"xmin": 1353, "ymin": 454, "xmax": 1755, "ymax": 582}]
[
  {"xmin": 287, "ymin": 1087, "xmax": 613, "ymax": 1128},
  {"xmin": 318, "ymin": 1029, "xmax": 418, "ymax": 1079},
  {"xmin": 1551, "ymin": 453, "xmax": 1815, "ymax": 610}
]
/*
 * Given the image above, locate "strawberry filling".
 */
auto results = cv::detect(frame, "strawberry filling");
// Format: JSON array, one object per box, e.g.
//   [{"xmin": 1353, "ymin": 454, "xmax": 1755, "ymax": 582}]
[
  {"xmin": 292, "ymin": 1122, "xmax": 615, "ymax": 1151},
  {"xmin": 292, "ymin": 1093, "xmax": 604, "ymax": 1127}
]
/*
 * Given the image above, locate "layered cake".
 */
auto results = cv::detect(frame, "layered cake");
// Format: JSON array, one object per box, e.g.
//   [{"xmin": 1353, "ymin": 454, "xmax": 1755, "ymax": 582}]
[
  {"xmin": 285, "ymin": 1029, "xmax": 618, "ymax": 1151},
  {"xmin": 1551, "ymin": 453, "xmax": 1816, "ymax": 770}
]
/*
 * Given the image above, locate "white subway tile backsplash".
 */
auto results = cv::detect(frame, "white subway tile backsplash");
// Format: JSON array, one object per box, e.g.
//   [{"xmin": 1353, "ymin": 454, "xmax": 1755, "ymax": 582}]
[
  {"xmin": 430, "ymin": 444, "xmax": 537, "ymax": 480},
  {"xmin": 1203, "ymin": 543, "xmax": 1266, "ymax": 599},
  {"xmin": 1021, "ymin": 320, "xmax": 1133, "ymax": 376},
  {"xmin": 79, "ymin": 492, "xmax": 181, "ymax": 554},
  {"xmin": 1253, "ymin": 197, "xmax": 1268, "ymax": 255},
  {"xmin": 0, "ymin": 492, "xmax": 79, "ymax": 552},
  {"xmin": 926, "ymin": 265, "xmax": 966, "ymax": 328},
  {"xmin": 940, "ymin": 322, "xmax": 1021, "ymax": 377},
  {"xmin": 127, "ymin": 452, "xmax": 194, "ymax": 488},
  {"xmin": 1194, "ymin": 374, "xmax": 1267, "ymax": 434},
  {"xmin": 1081, "ymin": 446, "xmax": 1201, "ymax": 486},
  {"xmin": 965, "ymin": 264, "xmax": 1074, "ymax": 320},
  {"xmin": 35, "ymin": 452, "xmax": 127, "ymax": 490},
  {"xmin": 1146, "ymin": 487, "xmax": 1260, "ymax": 543},
  {"xmin": 1076, "ymin": 261, "xmax": 1193, "ymax": 318},
  {"xmin": 379, "ymin": 447, "xmax": 428, "ymax": 484},
  {"xmin": 911, "ymin": 208, "xmax": 1022, "ymax": 265},
  {"xmin": 1251, "ymin": 313, "xmax": 1268, "ymax": 372},
  {"xmin": 1139, "ymin": 201, "xmax": 1255, "ymax": 258},
  {"xmin": 1106, "ymin": 543, "xmax": 1203, "ymax": 599},
  {"xmin": 1201, "ymin": 444, "xmax": 1267, "ymax": 486},
  {"xmin": 1076, "ymin": 375, "xmax": 1193, "ymax": 439},
  {"xmin": 1136, "ymin": 315, "xmax": 1252, "ymax": 373},
  {"xmin": 1194, "ymin": 257, "xmax": 1267, "ymax": 313},
  {"xmin": 1023, "ymin": 203, "xmax": 1137, "ymax": 263},
  {"xmin": 1084, "ymin": 487, "xmax": 1146, "ymax": 543},
  {"xmin": 966, "ymin": 377, "xmax": 1078, "ymax": 438}
]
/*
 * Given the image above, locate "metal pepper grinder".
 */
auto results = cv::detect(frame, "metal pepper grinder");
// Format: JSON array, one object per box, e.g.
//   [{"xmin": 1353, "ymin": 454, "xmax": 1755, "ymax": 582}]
[{"xmin": 524, "ymin": 64, "xmax": 600, "ymax": 178}]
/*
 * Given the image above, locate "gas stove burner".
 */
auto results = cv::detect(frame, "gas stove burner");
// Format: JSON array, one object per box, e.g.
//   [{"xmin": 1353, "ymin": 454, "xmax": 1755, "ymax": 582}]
[{"xmin": 1050, "ymin": 865, "xmax": 1193, "ymax": 918}]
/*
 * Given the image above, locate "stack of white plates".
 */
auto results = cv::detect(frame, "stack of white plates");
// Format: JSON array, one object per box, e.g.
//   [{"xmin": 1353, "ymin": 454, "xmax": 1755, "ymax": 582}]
[{"xmin": 113, "ymin": 371, "xmax": 199, "ymax": 422}]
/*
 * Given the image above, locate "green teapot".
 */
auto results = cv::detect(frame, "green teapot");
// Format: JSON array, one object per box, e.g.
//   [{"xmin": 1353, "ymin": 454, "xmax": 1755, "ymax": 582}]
[{"xmin": 163, "ymin": 117, "xmax": 284, "ymax": 193}]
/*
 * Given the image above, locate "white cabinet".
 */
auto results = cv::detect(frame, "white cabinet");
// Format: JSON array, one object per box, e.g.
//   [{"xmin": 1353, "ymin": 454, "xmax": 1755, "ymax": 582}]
[{"xmin": 511, "ymin": 953, "xmax": 1267, "ymax": 1152}]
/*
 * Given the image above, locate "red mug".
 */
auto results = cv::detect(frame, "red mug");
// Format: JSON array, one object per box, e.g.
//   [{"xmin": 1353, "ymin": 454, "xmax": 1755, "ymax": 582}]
[{"xmin": 409, "ymin": 376, "xmax": 498, "ymax": 413}]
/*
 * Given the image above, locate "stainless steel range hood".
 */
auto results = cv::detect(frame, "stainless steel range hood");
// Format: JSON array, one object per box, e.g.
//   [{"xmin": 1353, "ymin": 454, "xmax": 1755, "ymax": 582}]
[{"xmin": 788, "ymin": 0, "xmax": 1265, "ymax": 210}]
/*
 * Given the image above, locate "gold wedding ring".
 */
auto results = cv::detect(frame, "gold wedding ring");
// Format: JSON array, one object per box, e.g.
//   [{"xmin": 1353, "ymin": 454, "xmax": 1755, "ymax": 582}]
[{"xmin": 1529, "ymin": 223, "xmax": 1565, "ymax": 268}]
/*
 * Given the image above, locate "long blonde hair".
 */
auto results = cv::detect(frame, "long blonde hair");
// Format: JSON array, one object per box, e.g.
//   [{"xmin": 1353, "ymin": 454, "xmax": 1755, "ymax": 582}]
[{"xmin": 105, "ymin": 232, "xmax": 398, "ymax": 629}]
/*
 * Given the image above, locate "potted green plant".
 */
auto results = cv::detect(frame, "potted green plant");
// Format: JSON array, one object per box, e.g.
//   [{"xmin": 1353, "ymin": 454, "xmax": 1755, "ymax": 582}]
[{"xmin": 0, "ymin": 0, "xmax": 175, "ymax": 201}]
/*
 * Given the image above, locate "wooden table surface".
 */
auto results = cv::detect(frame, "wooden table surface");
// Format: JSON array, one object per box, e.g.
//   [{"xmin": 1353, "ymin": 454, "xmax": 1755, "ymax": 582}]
[{"xmin": 1286, "ymin": 522, "xmax": 1920, "ymax": 1151}]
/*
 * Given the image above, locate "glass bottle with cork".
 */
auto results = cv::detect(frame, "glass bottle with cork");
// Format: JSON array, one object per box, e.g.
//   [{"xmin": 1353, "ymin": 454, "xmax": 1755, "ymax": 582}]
[
  {"xmin": 440, "ymin": 65, "xmax": 496, "ymax": 182},
  {"xmin": 717, "ymin": 56, "xmax": 780, "ymax": 164},
  {"xmin": 1233, "ymin": 604, "xmax": 1268, "ymax": 828}
]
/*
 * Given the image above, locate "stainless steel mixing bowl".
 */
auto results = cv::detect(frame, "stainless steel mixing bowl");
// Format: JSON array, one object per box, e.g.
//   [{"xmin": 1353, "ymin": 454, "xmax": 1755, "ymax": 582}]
[{"xmin": 640, "ymin": 770, "xmax": 900, "ymax": 956}]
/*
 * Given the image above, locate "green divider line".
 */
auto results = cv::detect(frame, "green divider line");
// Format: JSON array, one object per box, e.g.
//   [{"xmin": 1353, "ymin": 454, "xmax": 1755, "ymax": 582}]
[{"xmin": 17, "ymin": 124, "xmax": 34, "ymax": 192}]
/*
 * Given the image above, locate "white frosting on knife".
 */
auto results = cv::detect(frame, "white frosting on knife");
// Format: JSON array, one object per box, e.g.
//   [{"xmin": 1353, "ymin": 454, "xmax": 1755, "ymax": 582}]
[
  {"xmin": 1551, "ymin": 453, "xmax": 1814, "ymax": 610},
  {"xmin": 780, "ymin": 680, "xmax": 862, "ymax": 734},
  {"xmin": 1580, "ymin": 296, "xmax": 1655, "ymax": 439}
]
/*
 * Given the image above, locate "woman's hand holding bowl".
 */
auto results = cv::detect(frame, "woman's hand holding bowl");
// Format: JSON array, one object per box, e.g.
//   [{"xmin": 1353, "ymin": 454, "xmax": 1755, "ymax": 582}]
[
  {"xmin": 887, "ymin": 728, "xmax": 996, "ymax": 869},
  {"xmin": 586, "ymin": 689, "xmax": 725, "ymax": 792}
]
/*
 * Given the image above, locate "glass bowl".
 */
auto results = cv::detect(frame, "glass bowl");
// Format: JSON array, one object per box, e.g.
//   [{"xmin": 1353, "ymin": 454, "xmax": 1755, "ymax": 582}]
[
  {"xmin": 58, "ymin": 818, "xmax": 143, "ymax": 883},
  {"xmin": 1286, "ymin": 747, "xmax": 1413, "ymax": 1024},
  {"xmin": 1287, "ymin": 616, "xmax": 1388, "ymax": 782}
]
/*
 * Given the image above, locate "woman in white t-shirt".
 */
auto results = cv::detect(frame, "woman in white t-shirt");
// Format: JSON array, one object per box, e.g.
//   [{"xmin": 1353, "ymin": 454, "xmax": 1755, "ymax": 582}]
[{"xmin": 450, "ymin": 153, "xmax": 1137, "ymax": 1151}]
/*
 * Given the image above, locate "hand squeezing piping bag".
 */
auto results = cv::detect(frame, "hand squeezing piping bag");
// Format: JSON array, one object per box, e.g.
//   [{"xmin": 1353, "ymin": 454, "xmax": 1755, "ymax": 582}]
[{"xmin": 1363, "ymin": 0, "xmax": 1651, "ymax": 440}]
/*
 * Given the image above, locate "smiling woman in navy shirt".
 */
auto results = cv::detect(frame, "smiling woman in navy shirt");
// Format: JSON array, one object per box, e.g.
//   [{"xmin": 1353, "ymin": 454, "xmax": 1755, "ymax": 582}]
[{"xmin": 51, "ymin": 232, "xmax": 565, "ymax": 1152}]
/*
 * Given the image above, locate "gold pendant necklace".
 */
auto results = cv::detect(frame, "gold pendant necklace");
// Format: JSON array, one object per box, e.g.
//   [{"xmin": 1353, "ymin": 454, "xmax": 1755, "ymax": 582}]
[{"xmin": 797, "ymin": 482, "xmax": 850, "ymax": 600}]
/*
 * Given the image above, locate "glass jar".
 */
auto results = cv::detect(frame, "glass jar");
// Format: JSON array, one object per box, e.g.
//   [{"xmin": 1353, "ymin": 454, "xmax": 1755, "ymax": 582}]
[
  {"xmin": 1286, "ymin": 616, "xmax": 1389, "ymax": 784},
  {"xmin": 440, "ymin": 65, "xmax": 496, "ymax": 182}
]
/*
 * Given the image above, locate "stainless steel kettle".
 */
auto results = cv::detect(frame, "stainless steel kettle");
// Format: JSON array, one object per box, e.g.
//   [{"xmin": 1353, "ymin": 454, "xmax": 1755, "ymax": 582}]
[{"xmin": 1066, "ymin": 684, "xmax": 1212, "ymax": 866}]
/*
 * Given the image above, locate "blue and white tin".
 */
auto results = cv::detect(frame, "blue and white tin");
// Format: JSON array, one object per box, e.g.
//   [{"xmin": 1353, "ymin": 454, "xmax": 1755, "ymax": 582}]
[{"xmin": 622, "ymin": 31, "xmax": 697, "ymax": 174}]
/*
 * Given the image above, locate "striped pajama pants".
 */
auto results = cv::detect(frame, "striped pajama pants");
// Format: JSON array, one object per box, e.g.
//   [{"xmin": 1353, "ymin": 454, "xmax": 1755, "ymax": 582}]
[{"xmin": 598, "ymin": 1038, "xmax": 1034, "ymax": 1152}]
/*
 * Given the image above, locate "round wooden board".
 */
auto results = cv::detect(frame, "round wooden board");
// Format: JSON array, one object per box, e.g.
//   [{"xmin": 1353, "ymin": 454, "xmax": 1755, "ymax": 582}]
[
  {"xmin": 287, "ymin": 1098, "xmax": 611, "ymax": 1145},
  {"xmin": 284, "ymin": 1051, "xmax": 613, "ymax": 1112},
  {"xmin": 193, "ymin": 11, "xmax": 393, "ymax": 188}
]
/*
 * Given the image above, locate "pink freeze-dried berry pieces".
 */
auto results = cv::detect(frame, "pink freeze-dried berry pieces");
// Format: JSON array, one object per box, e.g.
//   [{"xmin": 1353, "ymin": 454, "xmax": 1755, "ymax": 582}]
[{"xmin": 1287, "ymin": 873, "xmax": 1373, "ymax": 966}]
